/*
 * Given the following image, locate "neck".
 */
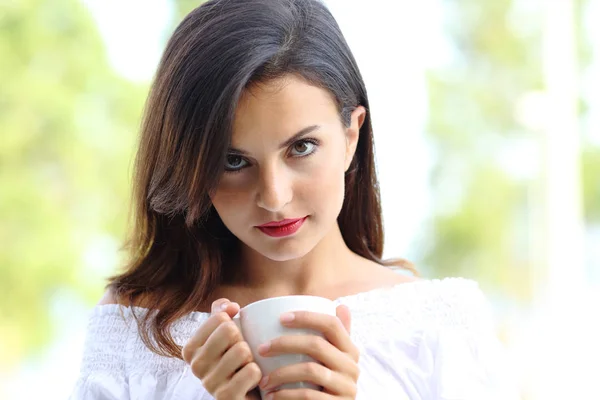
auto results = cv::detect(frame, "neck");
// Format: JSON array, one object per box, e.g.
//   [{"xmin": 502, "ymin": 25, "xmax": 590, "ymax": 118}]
[{"xmin": 232, "ymin": 222, "xmax": 358, "ymax": 296}]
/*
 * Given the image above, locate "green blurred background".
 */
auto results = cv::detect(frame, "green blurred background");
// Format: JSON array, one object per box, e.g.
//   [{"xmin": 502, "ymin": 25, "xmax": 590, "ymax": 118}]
[{"xmin": 1, "ymin": 0, "xmax": 599, "ymax": 399}]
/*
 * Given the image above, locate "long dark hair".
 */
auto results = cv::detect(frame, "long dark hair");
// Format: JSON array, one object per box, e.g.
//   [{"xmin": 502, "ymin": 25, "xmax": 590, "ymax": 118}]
[{"xmin": 108, "ymin": 0, "xmax": 415, "ymax": 359}]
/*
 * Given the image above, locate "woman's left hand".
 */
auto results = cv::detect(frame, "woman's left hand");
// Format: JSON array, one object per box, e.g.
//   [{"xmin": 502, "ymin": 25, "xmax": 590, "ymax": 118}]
[{"xmin": 257, "ymin": 305, "xmax": 360, "ymax": 399}]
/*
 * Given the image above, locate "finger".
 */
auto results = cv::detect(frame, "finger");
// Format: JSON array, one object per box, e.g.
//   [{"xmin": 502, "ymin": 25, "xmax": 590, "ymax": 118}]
[
  {"xmin": 269, "ymin": 388, "xmax": 336, "ymax": 400},
  {"xmin": 189, "ymin": 320, "xmax": 243, "ymax": 379},
  {"xmin": 182, "ymin": 311, "xmax": 230, "ymax": 362},
  {"xmin": 201, "ymin": 319, "xmax": 243, "ymax": 362},
  {"xmin": 203, "ymin": 341, "xmax": 255, "ymax": 393},
  {"xmin": 211, "ymin": 298, "xmax": 241, "ymax": 319},
  {"xmin": 216, "ymin": 362, "xmax": 262, "ymax": 399},
  {"xmin": 259, "ymin": 335, "xmax": 359, "ymax": 379},
  {"xmin": 211, "ymin": 298, "xmax": 235, "ymax": 315},
  {"xmin": 279, "ymin": 311, "xmax": 358, "ymax": 359},
  {"xmin": 336, "ymin": 305, "xmax": 351, "ymax": 334},
  {"xmin": 261, "ymin": 362, "xmax": 355, "ymax": 396},
  {"xmin": 184, "ymin": 298, "xmax": 242, "ymax": 360}
]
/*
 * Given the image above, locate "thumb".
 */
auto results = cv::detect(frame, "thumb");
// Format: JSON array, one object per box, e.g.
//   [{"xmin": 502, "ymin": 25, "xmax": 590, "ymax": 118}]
[
  {"xmin": 211, "ymin": 298, "xmax": 240, "ymax": 319},
  {"xmin": 224, "ymin": 301, "xmax": 241, "ymax": 318},
  {"xmin": 336, "ymin": 304, "xmax": 352, "ymax": 334}
]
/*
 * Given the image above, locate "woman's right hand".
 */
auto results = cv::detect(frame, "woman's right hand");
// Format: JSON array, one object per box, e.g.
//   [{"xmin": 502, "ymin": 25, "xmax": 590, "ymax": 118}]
[{"xmin": 182, "ymin": 299, "xmax": 262, "ymax": 400}]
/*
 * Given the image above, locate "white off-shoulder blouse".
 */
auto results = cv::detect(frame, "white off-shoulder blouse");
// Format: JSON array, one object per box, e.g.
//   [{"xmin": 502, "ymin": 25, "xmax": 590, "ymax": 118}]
[{"xmin": 70, "ymin": 278, "xmax": 519, "ymax": 399}]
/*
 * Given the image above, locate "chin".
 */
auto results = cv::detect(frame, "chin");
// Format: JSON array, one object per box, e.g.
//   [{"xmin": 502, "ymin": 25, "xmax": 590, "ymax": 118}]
[
  {"xmin": 255, "ymin": 241, "xmax": 314, "ymax": 262},
  {"xmin": 262, "ymin": 248, "xmax": 311, "ymax": 262}
]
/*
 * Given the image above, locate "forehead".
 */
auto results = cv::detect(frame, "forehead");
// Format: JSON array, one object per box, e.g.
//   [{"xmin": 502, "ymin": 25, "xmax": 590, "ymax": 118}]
[{"xmin": 231, "ymin": 75, "xmax": 339, "ymax": 140}]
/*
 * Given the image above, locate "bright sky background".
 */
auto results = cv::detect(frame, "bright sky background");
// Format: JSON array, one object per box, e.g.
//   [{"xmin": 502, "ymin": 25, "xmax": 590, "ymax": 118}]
[{"xmin": 82, "ymin": 0, "xmax": 175, "ymax": 82}]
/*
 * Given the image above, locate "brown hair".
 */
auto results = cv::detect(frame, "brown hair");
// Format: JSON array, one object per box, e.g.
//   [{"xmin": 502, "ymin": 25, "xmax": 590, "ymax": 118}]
[{"xmin": 108, "ymin": 0, "xmax": 416, "ymax": 359}]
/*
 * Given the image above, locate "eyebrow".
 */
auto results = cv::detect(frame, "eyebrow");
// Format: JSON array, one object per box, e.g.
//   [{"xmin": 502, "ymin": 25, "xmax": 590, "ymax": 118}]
[{"xmin": 228, "ymin": 125, "xmax": 321, "ymax": 155}]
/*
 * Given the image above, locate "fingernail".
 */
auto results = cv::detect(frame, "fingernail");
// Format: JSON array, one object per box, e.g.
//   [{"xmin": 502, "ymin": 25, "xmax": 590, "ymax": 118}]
[
  {"xmin": 280, "ymin": 312, "xmax": 295, "ymax": 323},
  {"xmin": 259, "ymin": 376, "xmax": 269, "ymax": 388},
  {"xmin": 257, "ymin": 342, "xmax": 271, "ymax": 354},
  {"xmin": 220, "ymin": 302, "xmax": 229, "ymax": 311}
]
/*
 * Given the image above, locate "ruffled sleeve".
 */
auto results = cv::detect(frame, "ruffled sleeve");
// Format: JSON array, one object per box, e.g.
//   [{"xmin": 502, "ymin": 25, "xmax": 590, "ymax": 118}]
[
  {"xmin": 69, "ymin": 305, "xmax": 213, "ymax": 400},
  {"xmin": 417, "ymin": 280, "xmax": 520, "ymax": 400},
  {"xmin": 69, "ymin": 305, "xmax": 129, "ymax": 400},
  {"xmin": 338, "ymin": 278, "xmax": 519, "ymax": 399}
]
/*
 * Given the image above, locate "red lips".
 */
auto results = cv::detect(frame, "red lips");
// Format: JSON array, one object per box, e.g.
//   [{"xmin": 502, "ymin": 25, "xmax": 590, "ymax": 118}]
[{"xmin": 256, "ymin": 217, "xmax": 307, "ymax": 237}]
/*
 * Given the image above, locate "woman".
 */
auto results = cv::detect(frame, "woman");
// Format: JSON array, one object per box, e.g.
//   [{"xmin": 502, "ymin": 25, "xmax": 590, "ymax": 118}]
[{"xmin": 71, "ymin": 0, "xmax": 516, "ymax": 399}]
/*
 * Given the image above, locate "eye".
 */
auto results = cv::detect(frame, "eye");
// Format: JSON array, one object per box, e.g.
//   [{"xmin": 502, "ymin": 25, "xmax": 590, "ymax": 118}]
[
  {"xmin": 224, "ymin": 154, "xmax": 249, "ymax": 172},
  {"xmin": 290, "ymin": 139, "xmax": 318, "ymax": 157}
]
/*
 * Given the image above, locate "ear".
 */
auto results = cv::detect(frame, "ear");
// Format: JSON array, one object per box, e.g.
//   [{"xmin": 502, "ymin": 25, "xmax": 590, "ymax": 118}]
[{"xmin": 344, "ymin": 106, "xmax": 366, "ymax": 172}]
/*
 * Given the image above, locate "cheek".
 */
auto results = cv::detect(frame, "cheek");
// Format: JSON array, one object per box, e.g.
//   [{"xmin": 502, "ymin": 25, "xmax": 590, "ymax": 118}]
[
  {"xmin": 298, "ymin": 152, "xmax": 346, "ymax": 211},
  {"xmin": 211, "ymin": 181, "xmax": 253, "ymax": 222}
]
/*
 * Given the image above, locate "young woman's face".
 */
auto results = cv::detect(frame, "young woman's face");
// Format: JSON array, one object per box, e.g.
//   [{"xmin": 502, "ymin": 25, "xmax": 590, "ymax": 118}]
[{"xmin": 211, "ymin": 74, "xmax": 364, "ymax": 261}]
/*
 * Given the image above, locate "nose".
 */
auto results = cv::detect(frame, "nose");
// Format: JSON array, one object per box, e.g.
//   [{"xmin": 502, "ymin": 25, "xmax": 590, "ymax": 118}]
[{"xmin": 256, "ymin": 163, "xmax": 292, "ymax": 212}]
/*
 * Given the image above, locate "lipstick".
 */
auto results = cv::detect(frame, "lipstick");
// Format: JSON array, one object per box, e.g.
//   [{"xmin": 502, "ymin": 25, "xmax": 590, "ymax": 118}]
[{"xmin": 256, "ymin": 217, "xmax": 307, "ymax": 237}]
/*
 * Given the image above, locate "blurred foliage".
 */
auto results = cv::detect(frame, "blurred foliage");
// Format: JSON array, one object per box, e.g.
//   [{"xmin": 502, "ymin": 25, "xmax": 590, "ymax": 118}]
[
  {"xmin": 421, "ymin": 0, "xmax": 541, "ymax": 299},
  {"xmin": 173, "ymin": 0, "xmax": 205, "ymax": 20},
  {"xmin": 583, "ymin": 147, "xmax": 600, "ymax": 222},
  {"xmin": 0, "ymin": 0, "xmax": 146, "ymax": 368},
  {"xmin": 420, "ymin": 0, "xmax": 599, "ymax": 299},
  {"xmin": 578, "ymin": 0, "xmax": 600, "ymax": 225}
]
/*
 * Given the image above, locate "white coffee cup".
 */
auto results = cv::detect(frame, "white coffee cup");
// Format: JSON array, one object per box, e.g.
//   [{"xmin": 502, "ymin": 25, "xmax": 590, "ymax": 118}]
[{"xmin": 233, "ymin": 295, "xmax": 336, "ymax": 399}]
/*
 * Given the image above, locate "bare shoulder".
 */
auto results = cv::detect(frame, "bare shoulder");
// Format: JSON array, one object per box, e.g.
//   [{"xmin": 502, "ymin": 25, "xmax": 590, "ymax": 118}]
[
  {"xmin": 328, "ymin": 259, "xmax": 420, "ymax": 299},
  {"xmin": 377, "ymin": 265, "xmax": 421, "ymax": 285},
  {"xmin": 388, "ymin": 271, "xmax": 421, "ymax": 284},
  {"xmin": 361, "ymin": 257, "xmax": 420, "ymax": 284}
]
